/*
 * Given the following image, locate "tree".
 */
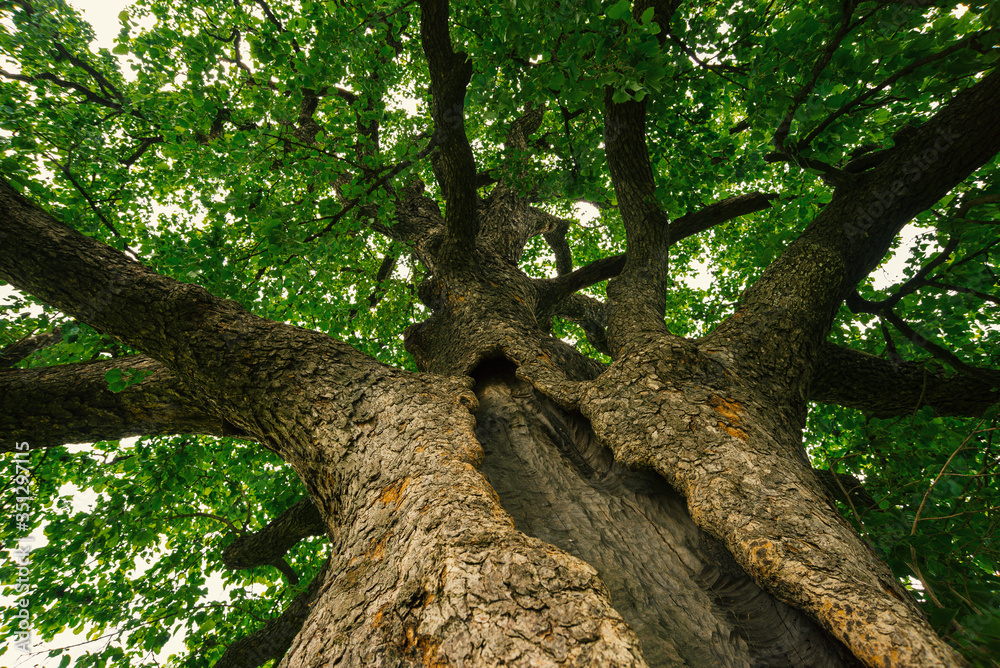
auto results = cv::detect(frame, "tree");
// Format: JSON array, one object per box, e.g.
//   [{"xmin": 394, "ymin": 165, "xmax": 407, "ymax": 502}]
[{"xmin": 1, "ymin": 0, "xmax": 999, "ymax": 665}]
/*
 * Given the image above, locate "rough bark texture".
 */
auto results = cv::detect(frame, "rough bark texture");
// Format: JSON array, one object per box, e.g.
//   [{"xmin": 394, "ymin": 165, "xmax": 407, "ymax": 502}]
[
  {"xmin": 569, "ymin": 338, "xmax": 957, "ymax": 668},
  {"xmin": 474, "ymin": 363, "xmax": 860, "ymax": 667},
  {"xmin": 222, "ymin": 498, "xmax": 326, "ymax": 571},
  {"xmin": 811, "ymin": 343, "xmax": 1000, "ymax": 418},
  {"xmin": 215, "ymin": 560, "xmax": 333, "ymax": 668},
  {"xmin": 0, "ymin": 354, "xmax": 224, "ymax": 451},
  {"xmin": 0, "ymin": 181, "xmax": 650, "ymax": 666}
]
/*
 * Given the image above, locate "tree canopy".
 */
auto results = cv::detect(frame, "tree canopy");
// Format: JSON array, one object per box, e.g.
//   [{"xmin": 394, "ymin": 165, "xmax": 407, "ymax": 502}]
[{"xmin": 1, "ymin": 0, "xmax": 999, "ymax": 666}]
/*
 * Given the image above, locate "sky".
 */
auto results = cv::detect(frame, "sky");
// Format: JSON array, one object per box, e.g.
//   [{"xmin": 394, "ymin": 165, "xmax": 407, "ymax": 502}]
[{"xmin": 75, "ymin": 0, "xmax": 131, "ymax": 48}]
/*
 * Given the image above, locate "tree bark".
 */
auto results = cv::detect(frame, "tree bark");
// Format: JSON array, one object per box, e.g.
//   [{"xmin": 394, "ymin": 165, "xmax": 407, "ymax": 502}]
[
  {"xmin": 0, "ymin": 355, "xmax": 225, "ymax": 451},
  {"xmin": 0, "ymin": 181, "xmax": 649, "ymax": 665},
  {"xmin": 810, "ymin": 343, "xmax": 999, "ymax": 418},
  {"xmin": 473, "ymin": 362, "xmax": 859, "ymax": 667}
]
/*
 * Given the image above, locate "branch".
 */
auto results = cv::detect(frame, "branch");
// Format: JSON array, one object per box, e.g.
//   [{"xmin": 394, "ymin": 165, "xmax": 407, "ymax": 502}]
[
  {"xmin": 599, "ymin": 0, "xmax": 718, "ymax": 352},
  {"xmin": 348, "ymin": 252, "xmax": 398, "ymax": 320},
  {"xmin": 0, "ymin": 177, "xmax": 389, "ymax": 452},
  {"xmin": 813, "ymin": 467, "xmax": 878, "ymax": 511},
  {"xmin": 539, "ymin": 255, "xmax": 627, "ymax": 309},
  {"xmin": 0, "ymin": 355, "xmax": 228, "ymax": 452},
  {"xmin": 476, "ymin": 107, "xmax": 548, "ymax": 263},
  {"xmin": 772, "ymin": 0, "xmax": 862, "ymax": 155},
  {"xmin": 881, "ymin": 309, "xmax": 1000, "ymax": 390},
  {"xmin": 0, "ymin": 325, "xmax": 64, "ymax": 368},
  {"xmin": 382, "ymin": 177, "xmax": 446, "ymax": 271},
  {"xmin": 859, "ymin": 230, "xmax": 962, "ymax": 311},
  {"xmin": 801, "ymin": 28, "xmax": 999, "ymax": 151},
  {"xmin": 601, "ymin": 90, "xmax": 674, "ymax": 351},
  {"xmin": 1, "ymin": 69, "xmax": 122, "ymax": 111},
  {"xmin": 540, "ymin": 215, "xmax": 573, "ymax": 276},
  {"xmin": 56, "ymin": 162, "xmax": 124, "ymax": 241},
  {"xmin": 303, "ymin": 137, "xmax": 436, "ymax": 243},
  {"xmin": 418, "ymin": 0, "xmax": 478, "ymax": 266},
  {"xmin": 0, "ymin": 179, "xmax": 254, "ymax": 379},
  {"xmin": 709, "ymin": 67, "xmax": 1000, "ymax": 397},
  {"xmin": 810, "ymin": 343, "xmax": 1000, "ymax": 417},
  {"xmin": 52, "ymin": 42, "xmax": 125, "ymax": 103},
  {"xmin": 119, "ymin": 136, "xmax": 164, "ymax": 167},
  {"xmin": 214, "ymin": 559, "xmax": 331, "ymax": 668},
  {"xmin": 925, "ymin": 279, "xmax": 1000, "ymax": 306},
  {"xmin": 669, "ymin": 191, "xmax": 779, "ymax": 241},
  {"xmin": 222, "ymin": 498, "xmax": 325, "ymax": 570},
  {"xmin": 551, "ymin": 293, "xmax": 610, "ymax": 357},
  {"xmin": 536, "ymin": 192, "xmax": 776, "ymax": 310}
]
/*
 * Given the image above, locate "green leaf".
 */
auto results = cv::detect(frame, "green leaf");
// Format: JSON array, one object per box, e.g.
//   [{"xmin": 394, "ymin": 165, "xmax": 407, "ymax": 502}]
[{"xmin": 607, "ymin": 0, "xmax": 631, "ymax": 21}]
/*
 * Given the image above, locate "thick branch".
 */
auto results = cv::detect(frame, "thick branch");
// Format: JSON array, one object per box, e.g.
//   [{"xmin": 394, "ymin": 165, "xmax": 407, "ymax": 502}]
[
  {"xmin": 596, "ymin": 1, "xmax": 687, "ymax": 352},
  {"xmin": 827, "ymin": 67, "xmax": 1000, "ymax": 293},
  {"xmin": 670, "ymin": 191, "xmax": 778, "ymax": 241},
  {"xmin": 810, "ymin": 343, "xmax": 1000, "ymax": 418},
  {"xmin": 537, "ymin": 192, "xmax": 776, "ymax": 310},
  {"xmin": 0, "ymin": 179, "xmax": 306, "ymax": 414},
  {"xmin": 418, "ymin": 0, "xmax": 478, "ymax": 266},
  {"xmin": 540, "ymin": 216, "xmax": 573, "ymax": 276},
  {"xmin": 551, "ymin": 293, "xmax": 611, "ymax": 357},
  {"xmin": 0, "ymin": 177, "xmax": 407, "ymax": 471},
  {"xmin": 710, "ymin": 67, "xmax": 1000, "ymax": 397},
  {"xmin": 540, "ymin": 255, "xmax": 627, "ymax": 309},
  {"xmin": 0, "ymin": 355, "xmax": 226, "ymax": 452},
  {"xmin": 222, "ymin": 498, "xmax": 325, "ymax": 571},
  {"xmin": 602, "ymin": 91, "xmax": 672, "ymax": 342}
]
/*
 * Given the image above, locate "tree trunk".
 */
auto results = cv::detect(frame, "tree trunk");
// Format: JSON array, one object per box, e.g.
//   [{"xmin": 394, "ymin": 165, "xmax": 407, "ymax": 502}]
[{"xmin": 472, "ymin": 362, "xmax": 859, "ymax": 667}]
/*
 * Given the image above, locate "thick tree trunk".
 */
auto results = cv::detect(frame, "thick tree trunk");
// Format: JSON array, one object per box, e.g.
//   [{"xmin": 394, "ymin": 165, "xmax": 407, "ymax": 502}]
[{"xmin": 473, "ymin": 362, "xmax": 858, "ymax": 667}]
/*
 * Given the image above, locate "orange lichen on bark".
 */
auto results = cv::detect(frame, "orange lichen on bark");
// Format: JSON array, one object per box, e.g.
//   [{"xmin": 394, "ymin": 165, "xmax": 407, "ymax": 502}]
[
  {"xmin": 370, "ymin": 534, "xmax": 389, "ymax": 561},
  {"xmin": 379, "ymin": 477, "xmax": 411, "ymax": 508},
  {"xmin": 372, "ymin": 603, "xmax": 389, "ymax": 627},
  {"xmin": 401, "ymin": 626, "xmax": 445, "ymax": 667},
  {"xmin": 708, "ymin": 395, "xmax": 744, "ymax": 423},
  {"xmin": 719, "ymin": 422, "xmax": 748, "ymax": 442}
]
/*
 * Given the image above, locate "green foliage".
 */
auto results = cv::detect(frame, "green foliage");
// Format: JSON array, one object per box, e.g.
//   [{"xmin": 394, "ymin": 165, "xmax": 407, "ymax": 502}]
[
  {"xmin": 1, "ymin": 435, "xmax": 318, "ymax": 668},
  {"xmin": 104, "ymin": 367, "xmax": 153, "ymax": 393},
  {"xmin": 1, "ymin": 0, "xmax": 998, "ymax": 665},
  {"xmin": 808, "ymin": 406, "xmax": 1000, "ymax": 666}
]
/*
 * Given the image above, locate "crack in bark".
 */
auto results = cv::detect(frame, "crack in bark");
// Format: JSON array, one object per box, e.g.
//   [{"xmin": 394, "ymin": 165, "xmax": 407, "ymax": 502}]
[{"xmin": 473, "ymin": 360, "xmax": 860, "ymax": 667}]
